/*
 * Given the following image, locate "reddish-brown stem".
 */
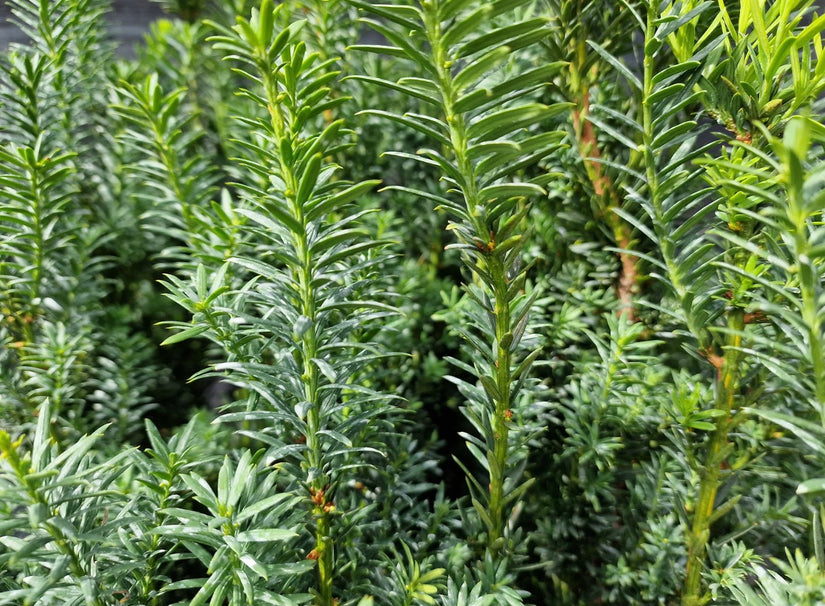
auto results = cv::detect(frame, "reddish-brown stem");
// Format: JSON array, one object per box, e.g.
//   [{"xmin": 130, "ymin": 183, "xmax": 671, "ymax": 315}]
[{"xmin": 572, "ymin": 91, "xmax": 639, "ymax": 320}]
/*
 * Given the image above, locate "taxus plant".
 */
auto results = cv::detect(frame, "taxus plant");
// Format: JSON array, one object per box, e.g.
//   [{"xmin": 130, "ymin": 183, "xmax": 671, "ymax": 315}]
[
  {"xmin": 348, "ymin": 0, "xmax": 567, "ymax": 578},
  {"xmin": 3, "ymin": 0, "xmax": 825, "ymax": 605},
  {"xmin": 573, "ymin": 1, "xmax": 825, "ymax": 604},
  {"xmin": 156, "ymin": 1, "xmax": 399, "ymax": 603},
  {"xmin": 0, "ymin": 0, "xmax": 160, "ymax": 441},
  {"xmin": 532, "ymin": 3, "xmax": 825, "ymax": 606},
  {"xmin": 723, "ymin": 117, "xmax": 825, "ymax": 606}
]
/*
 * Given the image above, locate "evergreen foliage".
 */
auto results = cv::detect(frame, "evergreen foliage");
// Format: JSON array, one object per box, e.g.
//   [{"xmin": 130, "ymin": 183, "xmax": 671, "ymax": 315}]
[{"xmin": 2, "ymin": 0, "xmax": 825, "ymax": 605}]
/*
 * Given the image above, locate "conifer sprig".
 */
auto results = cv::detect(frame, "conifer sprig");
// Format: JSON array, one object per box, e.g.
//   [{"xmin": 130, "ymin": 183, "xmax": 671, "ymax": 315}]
[
  {"xmin": 348, "ymin": 0, "xmax": 567, "ymax": 566},
  {"xmin": 158, "ymin": 2, "xmax": 394, "ymax": 602}
]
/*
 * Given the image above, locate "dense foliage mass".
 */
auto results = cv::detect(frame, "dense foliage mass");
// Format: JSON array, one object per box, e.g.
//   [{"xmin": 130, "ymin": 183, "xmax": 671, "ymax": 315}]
[{"xmin": 2, "ymin": 0, "xmax": 825, "ymax": 604}]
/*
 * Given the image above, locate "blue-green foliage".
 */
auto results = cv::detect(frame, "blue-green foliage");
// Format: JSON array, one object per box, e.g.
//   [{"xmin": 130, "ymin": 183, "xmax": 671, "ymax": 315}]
[{"xmin": 3, "ymin": 1, "xmax": 825, "ymax": 605}]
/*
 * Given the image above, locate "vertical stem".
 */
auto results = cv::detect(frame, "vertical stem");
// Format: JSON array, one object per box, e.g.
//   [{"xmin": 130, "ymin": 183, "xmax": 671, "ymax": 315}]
[
  {"xmin": 641, "ymin": 2, "xmax": 704, "ymax": 345},
  {"xmin": 682, "ymin": 310, "xmax": 743, "ymax": 606},
  {"xmin": 1, "ymin": 436, "xmax": 105, "ymax": 606},
  {"xmin": 315, "ymin": 512, "xmax": 333, "ymax": 604},
  {"xmin": 571, "ymin": 84, "xmax": 637, "ymax": 318},
  {"xmin": 423, "ymin": 2, "xmax": 516, "ymax": 554},
  {"xmin": 262, "ymin": 55, "xmax": 333, "ymax": 606},
  {"xmin": 143, "ymin": 482, "xmax": 172, "ymax": 606},
  {"xmin": 788, "ymin": 183, "xmax": 825, "ymax": 420},
  {"xmin": 567, "ymin": 18, "xmax": 639, "ymax": 316},
  {"xmin": 641, "ymin": 4, "xmax": 661, "ymax": 254},
  {"xmin": 28, "ymin": 168, "xmax": 43, "ymax": 312},
  {"xmin": 800, "ymin": 253, "xmax": 825, "ymax": 422},
  {"xmin": 640, "ymin": 3, "xmax": 745, "ymax": 601},
  {"xmin": 427, "ymin": 9, "xmax": 486, "ymax": 237},
  {"xmin": 488, "ymin": 254, "xmax": 512, "ymax": 552},
  {"xmin": 151, "ymin": 122, "xmax": 197, "ymax": 237}
]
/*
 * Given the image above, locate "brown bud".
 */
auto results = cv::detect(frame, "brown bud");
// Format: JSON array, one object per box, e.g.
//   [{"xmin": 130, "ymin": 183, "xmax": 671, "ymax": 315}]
[{"xmin": 310, "ymin": 487, "xmax": 325, "ymax": 506}]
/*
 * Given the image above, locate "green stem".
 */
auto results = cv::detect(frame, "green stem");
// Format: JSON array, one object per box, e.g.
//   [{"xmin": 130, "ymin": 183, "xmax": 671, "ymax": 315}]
[
  {"xmin": 5, "ymin": 441, "xmax": 104, "ymax": 606},
  {"xmin": 423, "ymin": 1, "xmax": 515, "ymax": 555},
  {"xmin": 262, "ymin": 51, "xmax": 333, "ymax": 606},
  {"xmin": 800, "ymin": 252, "xmax": 825, "ymax": 422},
  {"xmin": 427, "ymin": 9, "xmax": 486, "ymax": 238},
  {"xmin": 488, "ymin": 254, "xmax": 512, "ymax": 552},
  {"xmin": 639, "ymin": 3, "xmax": 745, "ymax": 601},
  {"xmin": 152, "ymin": 122, "xmax": 197, "ymax": 238},
  {"xmin": 27, "ymin": 160, "xmax": 44, "ymax": 329},
  {"xmin": 682, "ymin": 309, "xmax": 743, "ymax": 606},
  {"xmin": 142, "ymin": 467, "xmax": 177, "ymax": 606},
  {"xmin": 641, "ymin": 5, "xmax": 701, "ymax": 340},
  {"xmin": 787, "ymin": 182, "xmax": 825, "ymax": 419},
  {"xmin": 315, "ymin": 511, "xmax": 333, "ymax": 605}
]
